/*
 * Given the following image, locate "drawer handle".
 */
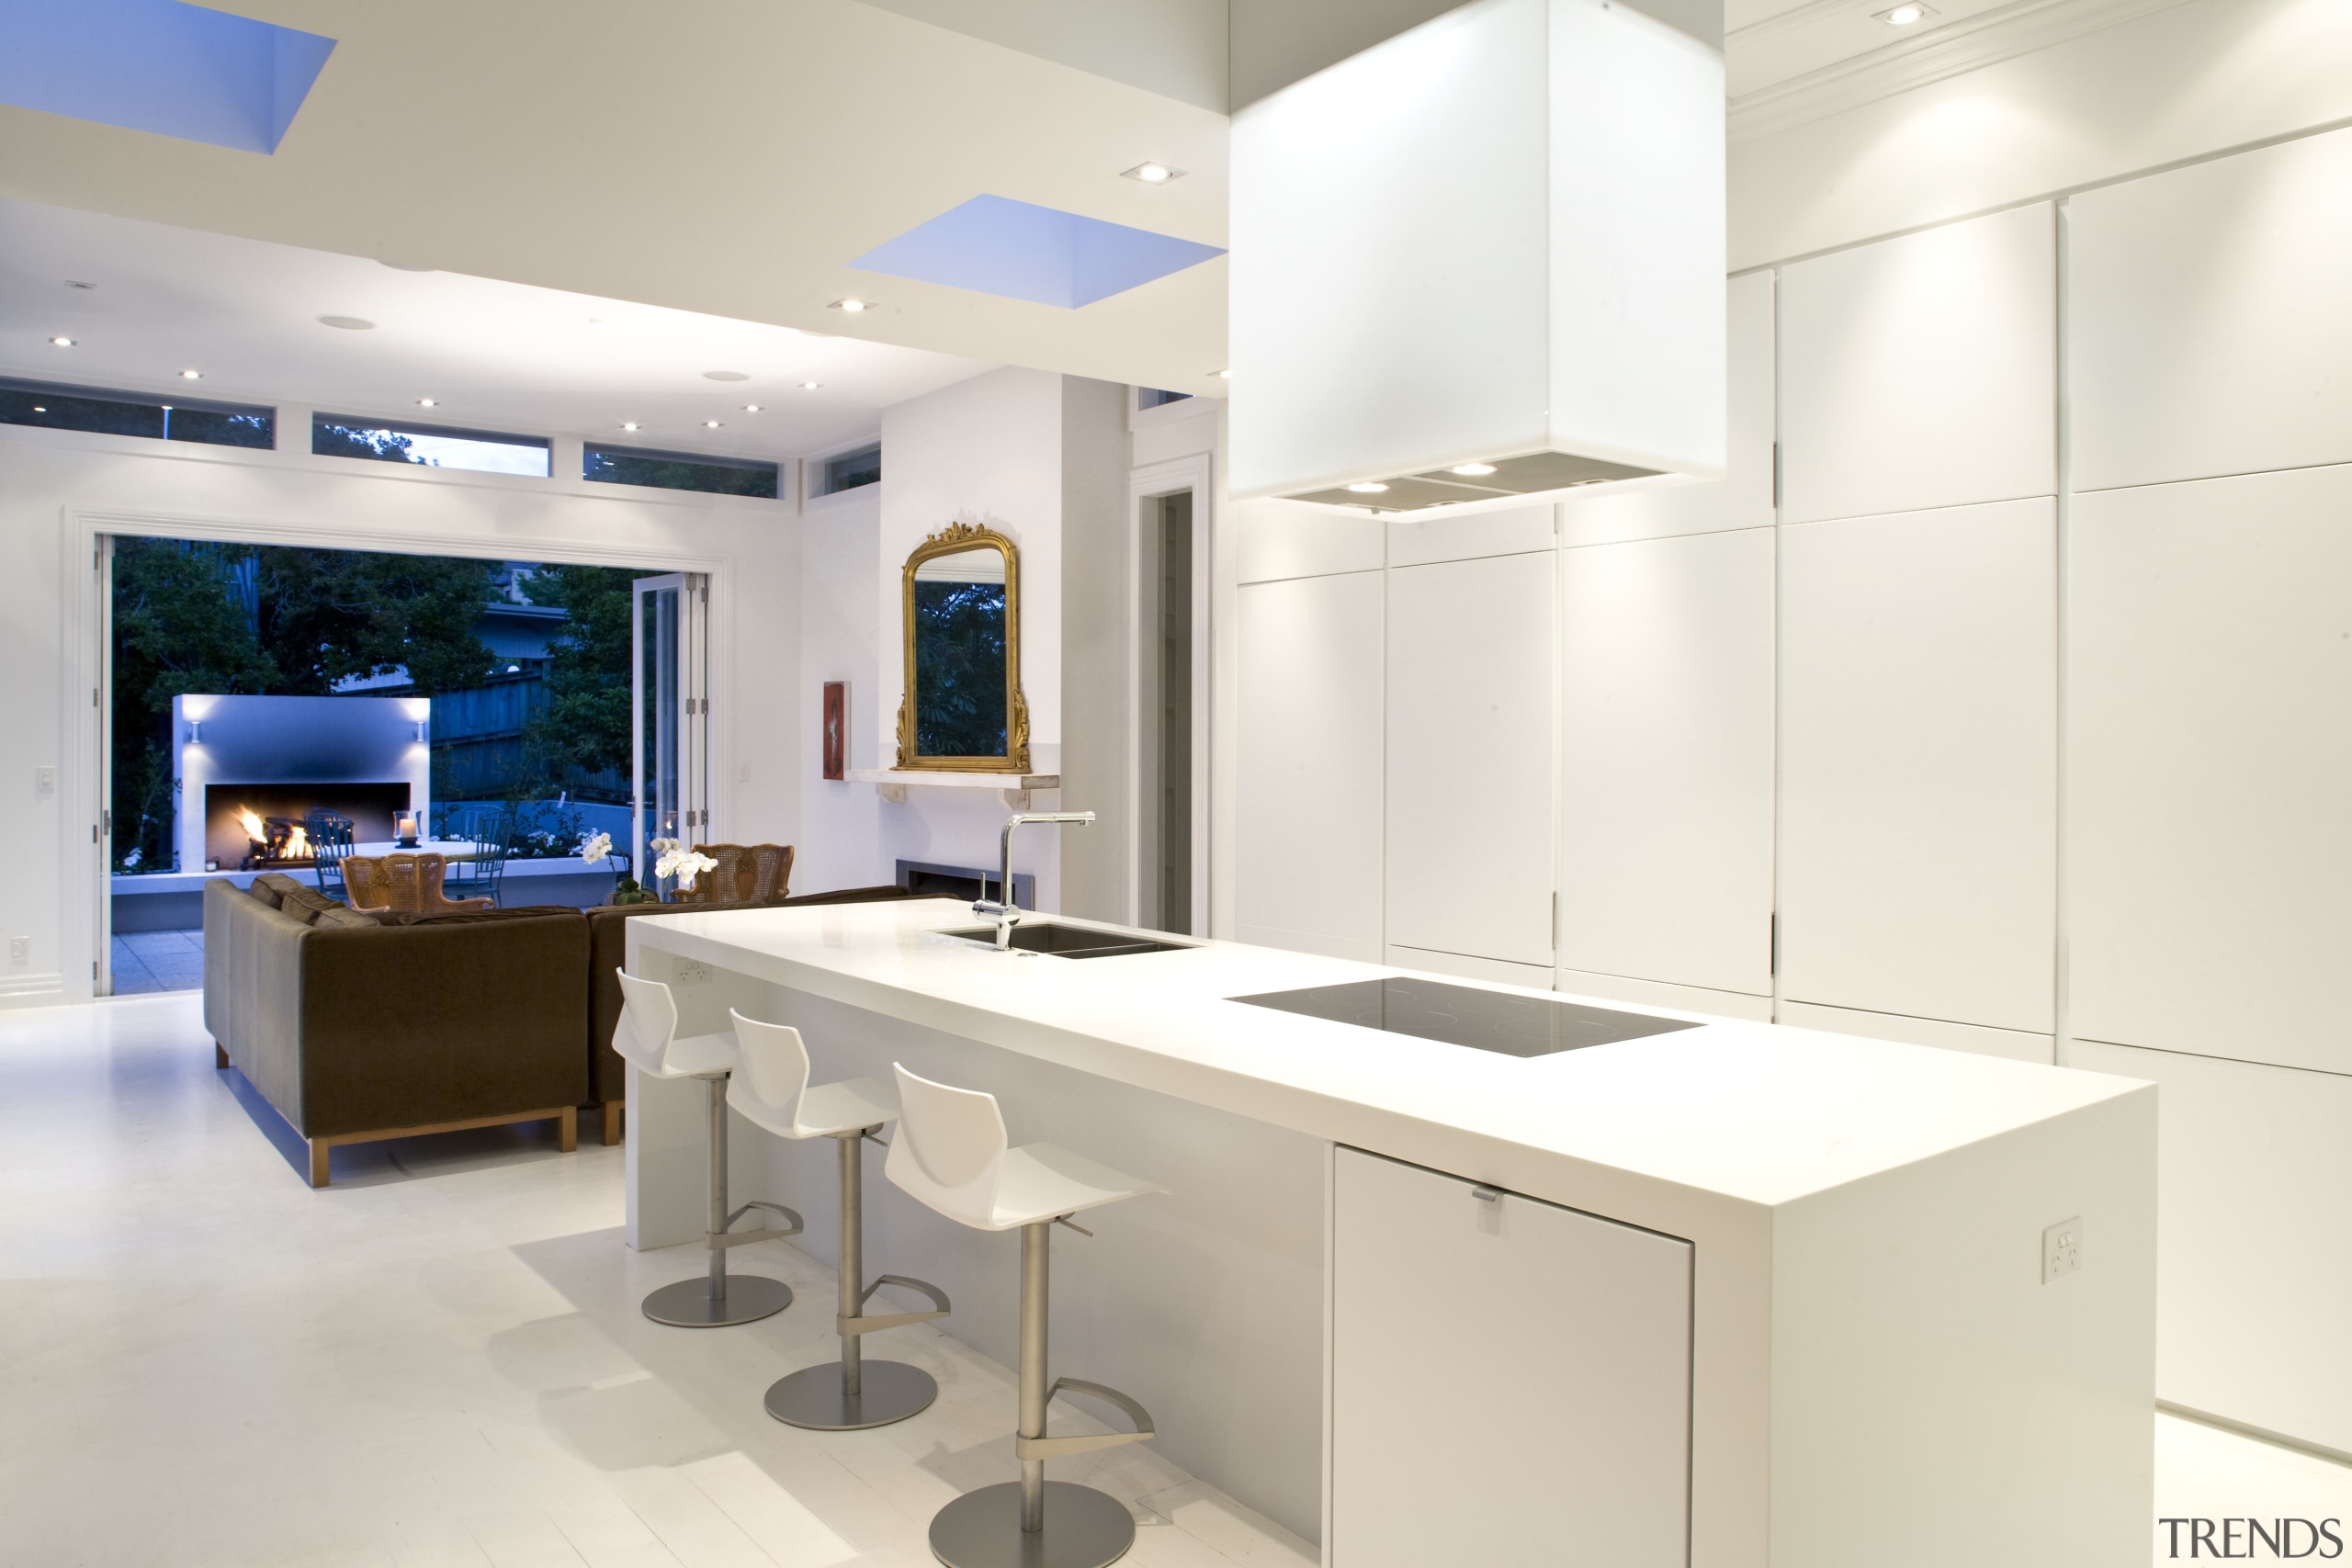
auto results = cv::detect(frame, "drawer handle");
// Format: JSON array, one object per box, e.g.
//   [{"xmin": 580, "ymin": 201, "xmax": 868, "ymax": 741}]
[{"xmin": 1471, "ymin": 1185, "xmax": 1504, "ymax": 1203}]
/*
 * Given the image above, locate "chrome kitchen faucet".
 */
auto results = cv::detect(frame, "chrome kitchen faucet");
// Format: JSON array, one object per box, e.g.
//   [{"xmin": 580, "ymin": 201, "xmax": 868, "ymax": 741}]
[{"xmin": 976, "ymin": 811, "xmax": 1095, "ymax": 948}]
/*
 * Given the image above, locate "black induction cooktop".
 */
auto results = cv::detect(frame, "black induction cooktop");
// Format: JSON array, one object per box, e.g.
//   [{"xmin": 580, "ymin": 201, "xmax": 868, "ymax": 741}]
[{"xmin": 1227, "ymin": 976, "xmax": 1702, "ymax": 1058}]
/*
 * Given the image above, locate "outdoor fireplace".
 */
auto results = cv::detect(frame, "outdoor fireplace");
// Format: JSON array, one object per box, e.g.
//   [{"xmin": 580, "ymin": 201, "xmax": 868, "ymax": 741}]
[{"xmin": 204, "ymin": 784, "xmax": 412, "ymax": 871}]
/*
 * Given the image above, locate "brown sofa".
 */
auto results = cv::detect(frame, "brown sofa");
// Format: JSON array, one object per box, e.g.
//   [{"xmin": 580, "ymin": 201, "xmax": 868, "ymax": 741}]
[
  {"xmin": 584, "ymin": 884, "xmax": 939, "ymax": 1145},
  {"xmin": 204, "ymin": 874, "xmax": 590, "ymax": 1186}
]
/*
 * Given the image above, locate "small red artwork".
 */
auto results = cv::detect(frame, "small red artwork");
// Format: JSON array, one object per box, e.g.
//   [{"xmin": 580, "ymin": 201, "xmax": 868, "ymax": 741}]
[{"xmin": 822, "ymin": 681, "xmax": 847, "ymax": 780}]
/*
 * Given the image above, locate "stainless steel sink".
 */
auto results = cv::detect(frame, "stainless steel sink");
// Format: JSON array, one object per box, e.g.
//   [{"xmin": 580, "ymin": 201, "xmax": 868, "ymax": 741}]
[{"xmin": 942, "ymin": 922, "xmax": 1194, "ymax": 959}]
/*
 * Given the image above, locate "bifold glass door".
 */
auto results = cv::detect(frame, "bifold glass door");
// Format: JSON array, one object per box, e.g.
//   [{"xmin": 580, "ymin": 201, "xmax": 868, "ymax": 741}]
[{"xmin": 631, "ymin": 573, "xmax": 709, "ymax": 886}]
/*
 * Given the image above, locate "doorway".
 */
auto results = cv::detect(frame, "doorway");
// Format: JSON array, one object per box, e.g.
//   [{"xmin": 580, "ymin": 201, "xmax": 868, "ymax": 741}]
[
  {"xmin": 1134, "ymin": 475, "xmax": 1209, "ymax": 936},
  {"xmin": 91, "ymin": 528, "xmax": 707, "ymax": 994}
]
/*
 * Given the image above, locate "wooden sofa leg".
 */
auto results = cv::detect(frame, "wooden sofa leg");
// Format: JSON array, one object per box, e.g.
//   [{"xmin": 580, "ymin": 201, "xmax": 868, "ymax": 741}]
[
  {"xmin": 308, "ymin": 1140, "xmax": 331, "ymax": 1189},
  {"xmin": 559, "ymin": 1106, "xmax": 578, "ymax": 1153},
  {"xmin": 601, "ymin": 1101, "xmax": 624, "ymax": 1146},
  {"xmin": 214, "ymin": 1042, "xmax": 230, "ymax": 1070}
]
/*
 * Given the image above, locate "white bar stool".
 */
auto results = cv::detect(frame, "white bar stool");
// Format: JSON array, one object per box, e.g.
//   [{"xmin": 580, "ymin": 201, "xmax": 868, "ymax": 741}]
[
  {"xmin": 615, "ymin": 971, "xmax": 801, "ymax": 1327},
  {"xmin": 728, "ymin": 1010, "xmax": 951, "ymax": 1429},
  {"xmin": 886, "ymin": 1064, "xmax": 1164, "ymax": 1568}
]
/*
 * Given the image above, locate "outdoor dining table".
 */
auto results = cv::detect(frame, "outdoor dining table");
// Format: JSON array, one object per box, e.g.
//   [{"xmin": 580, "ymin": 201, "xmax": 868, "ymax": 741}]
[{"xmin": 348, "ymin": 840, "xmax": 483, "ymax": 860}]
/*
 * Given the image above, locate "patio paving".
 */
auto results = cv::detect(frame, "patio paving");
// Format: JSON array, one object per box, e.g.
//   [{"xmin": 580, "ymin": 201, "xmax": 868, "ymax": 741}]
[{"xmin": 111, "ymin": 929, "xmax": 204, "ymax": 995}]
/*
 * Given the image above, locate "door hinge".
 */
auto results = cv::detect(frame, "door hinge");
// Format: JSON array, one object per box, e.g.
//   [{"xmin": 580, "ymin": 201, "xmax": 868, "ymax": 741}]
[
  {"xmin": 1770, "ymin": 912, "xmax": 1778, "ymax": 976},
  {"xmin": 92, "ymin": 823, "xmax": 99, "ymax": 843},
  {"xmin": 93, "ymin": 687, "xmax": 100, "ymax": 708}
]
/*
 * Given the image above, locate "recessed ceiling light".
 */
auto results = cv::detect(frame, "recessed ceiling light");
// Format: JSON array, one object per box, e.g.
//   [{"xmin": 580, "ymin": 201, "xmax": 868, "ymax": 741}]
[
  {"xmin": 1122, "ymin": 163, "xmax": 1185, "ymax": 184},
  {"xmin": 65, "ymin": 280, "xmax": 95, "ymax": 290},
  {"xmin": 180, "ymin": 369, "xmax": 203, "ymax": 379},
  {"xmin": 1346, "ymin": 481, "xmax": 1390, "ymax": 494},
  {"xmin": 1213, "ymin": 369, "xmax": 1231, "ymax": 379},
  {"xmin": 703, "ymin": 370, "xmax": 750, "ymax": 382},
  {"xmin": 1875, "ymin": 2, "xmax": 1934, "ymax": 23},
  {"xmin": 417, "ymin": 398, "xmax": 436, "ymax": 407},
  {"xmin": 50, "ymin": 335, "xmax": 74, "ymax": 347},
  {"xmin": 704, "ymin": 420, "xmax": 723, "ymax": 428},
  {"xmin": 317, "ymin": 315, "xmax": 375, "ymax": 331},
  {"xmin": 831, "ymin": 298, "xmax": 873, "ymax": 312},
  {"xmin": 1450, "ymin": 463, "xmax": 1498, "ymax": 476},
  {"xmin": 621, "ymin": 422, "xmax": 640, "ymax": 431},
  {"xmin": 799, "ymin": 381, "xmax": 822, "ymax": 390},
  {"xmin": 742, "ymin": 403, "xmax": 762, "ymax": 412}
]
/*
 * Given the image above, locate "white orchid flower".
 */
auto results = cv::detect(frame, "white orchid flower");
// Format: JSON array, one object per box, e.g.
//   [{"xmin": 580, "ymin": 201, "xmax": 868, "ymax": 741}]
[
  {"xmin": 578, "ymin": 831, "xmax": 612, "ymax": 865},
  {"xmin": 653, "ymin": 844, "xmax": 719, "ymax": 890}
]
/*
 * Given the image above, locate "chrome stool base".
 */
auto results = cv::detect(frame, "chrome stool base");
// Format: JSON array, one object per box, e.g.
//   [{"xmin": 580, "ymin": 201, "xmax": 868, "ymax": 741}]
[
  {"xmin": 928, "ymin": 1481, "xmax": 1136, "ymax": 1568},
  {"xmin": 765, "ymin": 1358, "xmax": 938, "ymax": 1430},
  {"xmin": 641, "ymin": 1272, "xmax": 792, "ymax": 1327}
]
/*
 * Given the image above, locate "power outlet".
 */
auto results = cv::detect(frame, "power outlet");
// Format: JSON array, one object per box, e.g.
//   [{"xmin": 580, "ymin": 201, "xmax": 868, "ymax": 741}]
[
  {"xmin": 9, "ymin": 936, "xmax": 28, "ymax": 967},
  {"xmin": 673, "ymin": 959, "xmax": 713, "ymax": 987},
  {"xmin": 2043, "ymin": 1216, "xmax": 2084, "ymax": 1283}
]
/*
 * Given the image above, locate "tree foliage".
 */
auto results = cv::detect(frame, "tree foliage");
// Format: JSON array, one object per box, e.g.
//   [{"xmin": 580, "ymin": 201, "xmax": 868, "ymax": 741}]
[{"xmin": 521, "ymin": 563, "xmax": 638, "ymax": 780}]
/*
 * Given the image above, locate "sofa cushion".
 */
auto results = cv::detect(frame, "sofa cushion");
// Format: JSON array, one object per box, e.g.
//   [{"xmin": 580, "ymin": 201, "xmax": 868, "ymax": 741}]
[
  {"xmin": 251, "ymin": 873, "xmax": 309, "ymax": 908},
  {"xmin": 311, "ymin": 905, "xmax": 378, "ymax": 929},
  {"xmin": 393, "ymin": 904, "xmax": 583, "ymax": 927},
  {"xmin": 277, "ymin": 885, "xmax": 343, "ymax": 923}
]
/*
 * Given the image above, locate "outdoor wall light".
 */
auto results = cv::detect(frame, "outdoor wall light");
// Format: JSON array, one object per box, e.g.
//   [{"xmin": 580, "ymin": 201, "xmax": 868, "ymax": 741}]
[
  {"xmin": 185, "ymin": 720, "xmax": 203, "ymax": 744},
  {"xmin": 413, "ymin": 720, "xmax": 428, "ymax": 743}
]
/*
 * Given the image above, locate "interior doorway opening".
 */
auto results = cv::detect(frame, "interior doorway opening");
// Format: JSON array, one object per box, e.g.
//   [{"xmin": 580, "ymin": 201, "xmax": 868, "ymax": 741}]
[{"xmin": 1136, "ymin": 490, "xmax": 1197, "ymax": 935}]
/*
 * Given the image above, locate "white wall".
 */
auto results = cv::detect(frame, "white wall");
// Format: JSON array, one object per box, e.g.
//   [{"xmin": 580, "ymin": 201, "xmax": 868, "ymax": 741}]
[{"xmin": 0, "ymin": 423, "xmax": 798, "ymax": 1006}]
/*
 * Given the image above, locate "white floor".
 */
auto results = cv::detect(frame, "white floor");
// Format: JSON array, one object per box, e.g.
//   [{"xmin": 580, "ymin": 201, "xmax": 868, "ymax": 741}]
[
  {"xmin": 0, "ymin": 994, "xmax": 1315, "ymax": 1568},
  {"xmin": 2, "ymin": 998, "xmax": 2346, "ymax": 1568}
]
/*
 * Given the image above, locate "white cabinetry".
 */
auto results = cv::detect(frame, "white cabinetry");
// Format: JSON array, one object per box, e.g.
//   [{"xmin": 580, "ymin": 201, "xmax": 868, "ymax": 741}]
[
  {"xmin": 2072, "ymin": 1041, "xmax": 2352, "ymax": 1457},
  {"xmin": 1385, "ymin": 551, "xmax": 1556, "ymax": 967},
  {"xmin": 2069, "ymin": 126, "xmax": 2352, "ymax": 491},
  {"xmin": 1778, "ymin": 498, "xmax": 2057, "ymax": 1038},
  {"xmin": 1236, "ymin": 571, "xmax": 1385, "ymax": 962},
  {"xmin": 1559, "ymin": 526, "xmax": 1775, "ymax": 998},
  {"xmin": 1779, "ymin": 203, "xmax": 2055, "ymax": 524},
  {"xmin": 2068, "ymin": 464, "xmax": 2352, "ymax": 1075},
  {"xmin": 1329, "ymin": 1147, "xmax": 1690, "ymax": 1568}
]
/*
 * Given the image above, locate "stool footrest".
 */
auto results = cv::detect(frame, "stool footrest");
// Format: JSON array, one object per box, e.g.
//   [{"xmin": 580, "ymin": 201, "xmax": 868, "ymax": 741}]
[
  {"xmin": 840, "ymin": 1273, "xmax": 951, "ymax": 1336},
  {"xmin": 1013, "ymin": 1377, "xmax": 1156, "ymax": 1461},
  {"xmin": 710, "ymin": 1201, "xmax": 804, "ymax": 1249}
]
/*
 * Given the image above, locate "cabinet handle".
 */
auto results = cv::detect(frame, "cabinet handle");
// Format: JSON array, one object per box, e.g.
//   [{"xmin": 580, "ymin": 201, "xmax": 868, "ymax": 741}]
[{"xmin": 1471, "ymin": 1185, "xmax": 1504, "ymax": 1203}]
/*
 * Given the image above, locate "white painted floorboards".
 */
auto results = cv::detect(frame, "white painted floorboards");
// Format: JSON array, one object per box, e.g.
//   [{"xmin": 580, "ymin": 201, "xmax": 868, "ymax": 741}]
[{"xmin": 0, "ymin": 994, "xmax": 1315, "ymax": 1568}]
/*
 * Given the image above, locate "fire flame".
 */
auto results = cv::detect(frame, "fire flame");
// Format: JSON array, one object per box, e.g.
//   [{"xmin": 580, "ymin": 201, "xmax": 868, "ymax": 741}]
[{"xmin": 232, "ymin": 808, "xmax": 311, "ymax": 860}]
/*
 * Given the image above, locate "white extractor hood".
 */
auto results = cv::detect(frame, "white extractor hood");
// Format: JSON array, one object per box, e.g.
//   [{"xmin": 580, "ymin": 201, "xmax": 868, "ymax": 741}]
[{"xmin": 1230, "ymin": 0, "xmax": 1725, "ymax": 513}]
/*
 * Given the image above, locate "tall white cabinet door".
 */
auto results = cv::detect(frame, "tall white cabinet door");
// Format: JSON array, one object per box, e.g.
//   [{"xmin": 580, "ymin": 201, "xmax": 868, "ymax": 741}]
[
  {"xmin": 2070, "ymin": 127, "xmax": 2352, "ymax": 491},
  {"xmin": 1330, "ymin": 1147, "xmax": 1691, "ymax": 1568},
  {"xmin": 1236, "ymin": 572, "xmax": 1385, "ymax": 963},
  {"xmin": 1559, "ymin": 526, "xmax": 1775, "ymax": 997},
  {"xmin": 1780, "ymin": 203, "xmax": 2055, "ymax": 524},
  {"xmin": 1385, "ymin": 551, "xmax": 1556, "ymax": 967},
  {"xmin": 1779, "ymin": 498, "xmax": 2058, "ymax": 1036},
  {"xmin": 2069, "ymin": 465, "xmax": 2352, "ymax": 1076}
]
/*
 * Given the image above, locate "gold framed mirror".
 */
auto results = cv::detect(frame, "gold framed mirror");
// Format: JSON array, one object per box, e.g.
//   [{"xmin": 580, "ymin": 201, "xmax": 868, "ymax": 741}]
[{"xmin": 895, "ymin": 521, "xmax": 1031, "ymax": 771}]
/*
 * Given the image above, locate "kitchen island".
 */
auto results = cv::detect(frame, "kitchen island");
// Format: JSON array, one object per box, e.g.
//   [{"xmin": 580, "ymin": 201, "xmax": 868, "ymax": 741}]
[{"xmin": 623, "ymin": 898, "xmax": 2154, "ymax": 1568}]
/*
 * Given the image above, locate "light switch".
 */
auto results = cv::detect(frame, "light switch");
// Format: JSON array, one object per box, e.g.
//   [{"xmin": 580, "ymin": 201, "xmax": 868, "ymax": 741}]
[
  {"xmin": 9, "ymin": 936, "xmax": 28, "ymax": 967},
  {"xmin": 2042, "ymin": 1216, "xmax": 2083, "ymax": 1282},
  {"xmin": 35, "ymin": 766, "xmax": 56, "ymax": 795}
]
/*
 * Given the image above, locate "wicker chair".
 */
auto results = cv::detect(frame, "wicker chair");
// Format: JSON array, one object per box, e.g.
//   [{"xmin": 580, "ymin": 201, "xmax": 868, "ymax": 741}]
[
  {"xmin": 673, "ymin": 843, "xmax": 794, "ymax": 904},
  {"xmin": 342, "ymin": 852, "xmax": 493, "ymax": 916}
]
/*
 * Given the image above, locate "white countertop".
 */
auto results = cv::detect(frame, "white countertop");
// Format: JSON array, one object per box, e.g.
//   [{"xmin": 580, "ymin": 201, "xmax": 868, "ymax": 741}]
[{"xmin": 624, "ymin": 900, "xmax": 2142, "ymax": 1213}]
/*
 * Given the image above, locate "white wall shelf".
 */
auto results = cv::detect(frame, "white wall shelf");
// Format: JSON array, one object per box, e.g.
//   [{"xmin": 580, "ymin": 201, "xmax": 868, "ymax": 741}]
[{"xmin": 847, "ymin": 768, "xmax": 1060, "ymax": 807}]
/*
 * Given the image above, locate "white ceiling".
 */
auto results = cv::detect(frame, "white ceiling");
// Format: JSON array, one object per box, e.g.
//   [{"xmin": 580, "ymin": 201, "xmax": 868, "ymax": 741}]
[
  {"xmin": 0, "ymin": 0, "xmax": 1231, "ymax": 398},
  {"xmin": 0, "ymin": 197, "xmax": 996, "ymax": 460}
]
